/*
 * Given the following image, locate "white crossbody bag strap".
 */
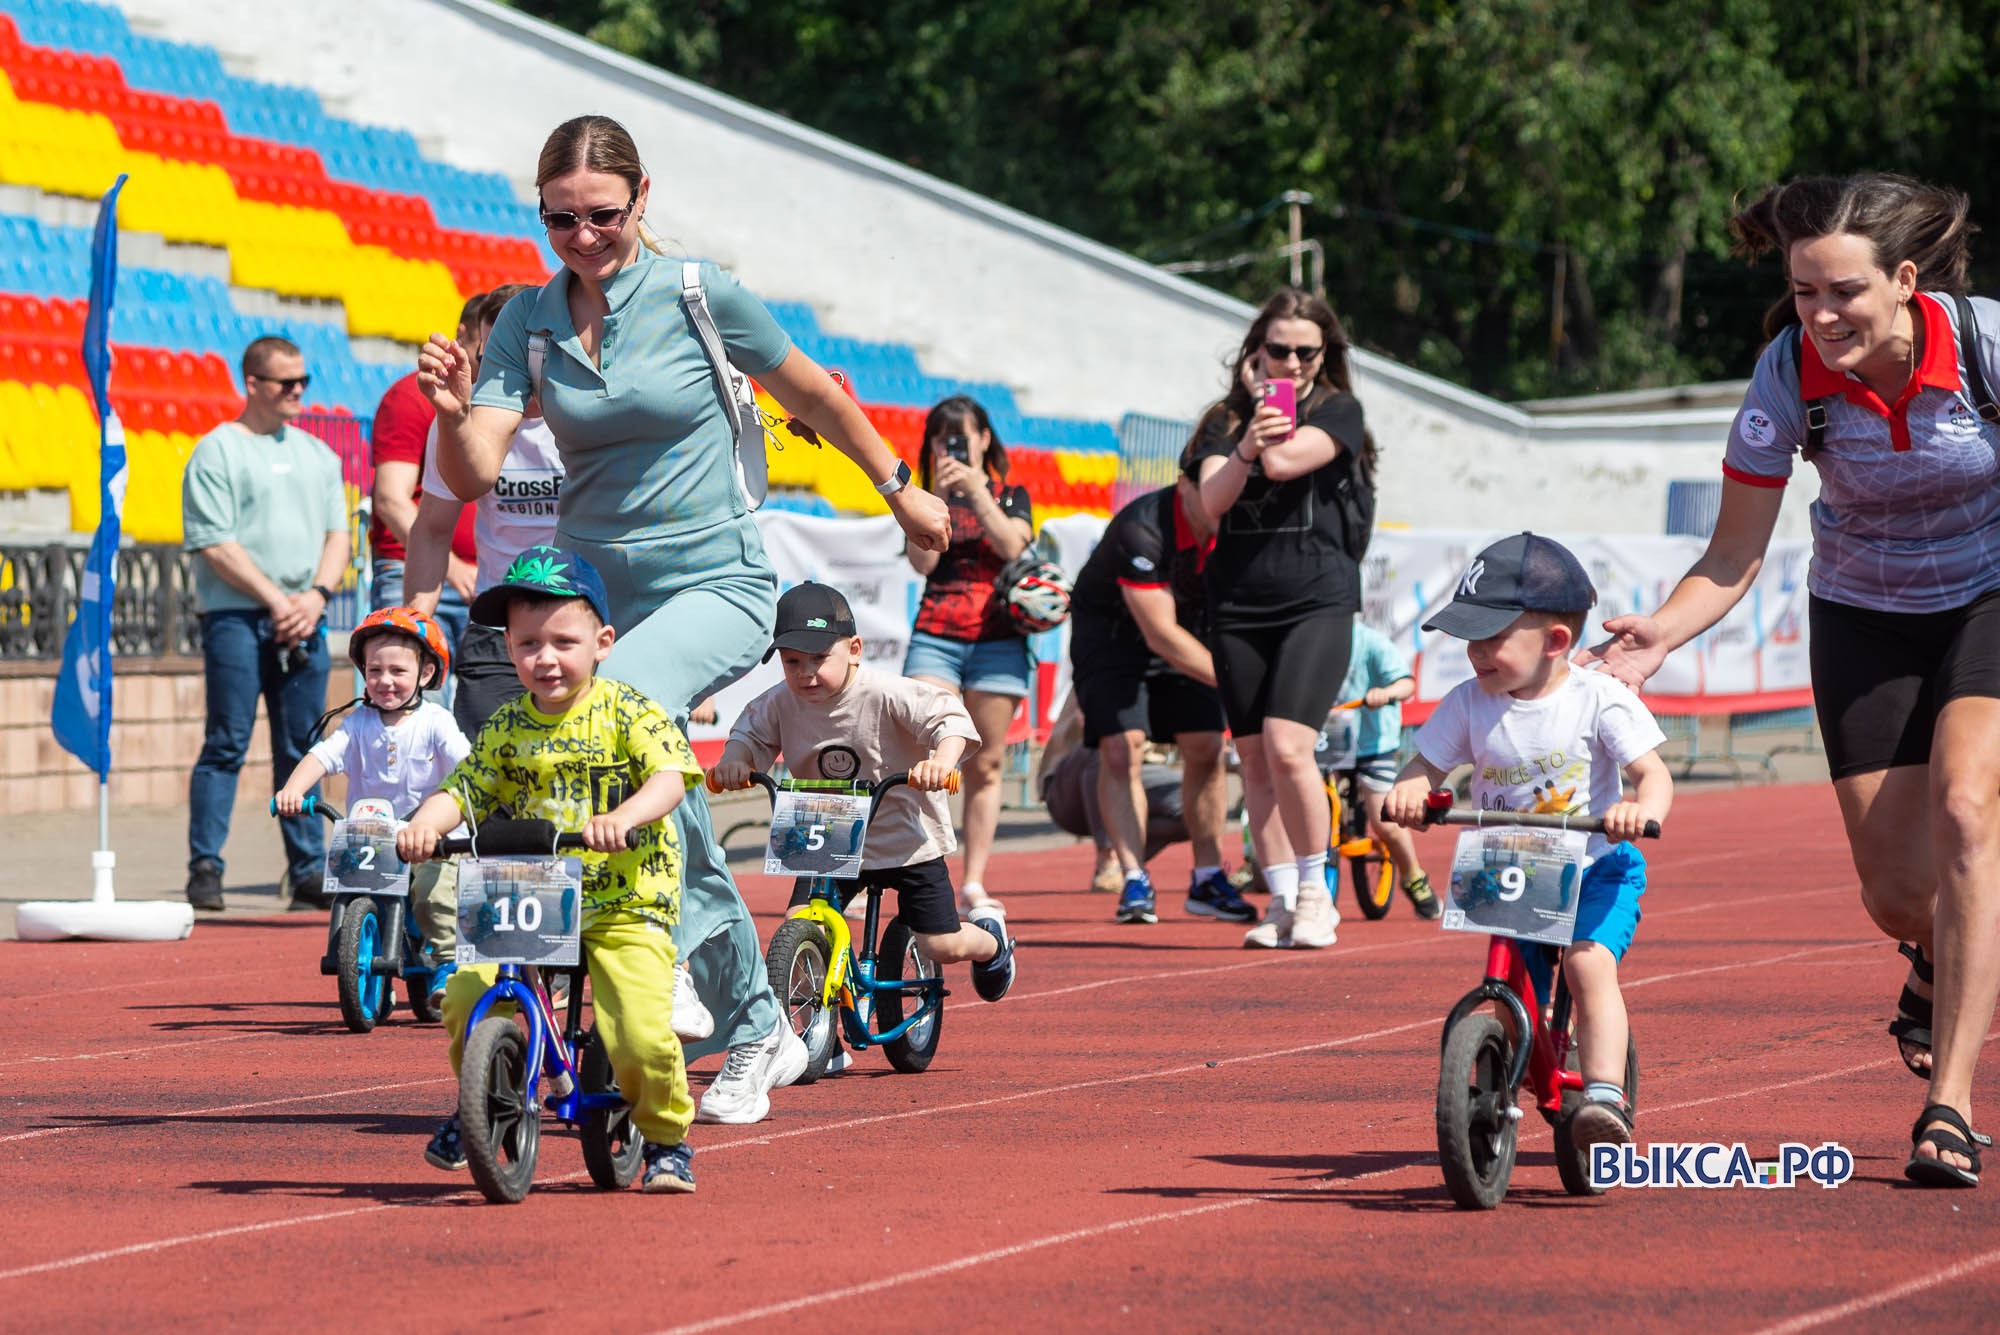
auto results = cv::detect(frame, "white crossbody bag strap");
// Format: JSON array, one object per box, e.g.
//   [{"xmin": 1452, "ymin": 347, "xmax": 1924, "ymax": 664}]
[{"xmin": 682, "ymin": 259, "xmax": 767, "ymax": 510}]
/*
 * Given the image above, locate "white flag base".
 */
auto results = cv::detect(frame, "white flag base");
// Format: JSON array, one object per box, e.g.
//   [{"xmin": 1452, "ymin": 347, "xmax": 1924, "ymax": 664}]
[{"xmin": 16, "ymin": 851, "xmax": 194, "ymax": 943}]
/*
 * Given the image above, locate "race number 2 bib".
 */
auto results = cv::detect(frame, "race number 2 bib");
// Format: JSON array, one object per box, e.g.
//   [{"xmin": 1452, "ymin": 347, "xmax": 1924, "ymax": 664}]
[
  {"xmin": 764, "ymin": 790, "xmax": 871, "ymax": 880},
  {"xmin": 325, "ymin": 818, "xmax": 409, "ymax": 899},
  {"xmin": 1440, "ymin": 825, "xmax": 1590, "ymax": 946},
  {"xmin": 456, "ymin": 855, "xmax": 583, "ymax": 966}
]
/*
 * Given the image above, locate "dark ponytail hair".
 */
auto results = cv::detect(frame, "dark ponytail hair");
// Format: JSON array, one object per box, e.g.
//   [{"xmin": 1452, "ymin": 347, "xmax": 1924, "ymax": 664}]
[
  {"xmin": 1730, "ymin": 173, "xmax": 1976, "ymax": 340},
  {"xmin": 917, "ymin": 395, "xmax": 1010, "ymax": 491}
]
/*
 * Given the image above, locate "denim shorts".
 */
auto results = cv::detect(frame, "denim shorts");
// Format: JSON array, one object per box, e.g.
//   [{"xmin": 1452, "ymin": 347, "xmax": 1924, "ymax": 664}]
[{"xmin": 903, "ymin": 629, "xmax": 1031, "ymax": 698}]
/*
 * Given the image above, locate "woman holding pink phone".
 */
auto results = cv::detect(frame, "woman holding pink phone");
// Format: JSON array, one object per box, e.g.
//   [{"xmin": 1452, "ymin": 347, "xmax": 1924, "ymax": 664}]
[{"xmin": 1186, "ymin": 289, "xmax": 1378, "ymax": 950}]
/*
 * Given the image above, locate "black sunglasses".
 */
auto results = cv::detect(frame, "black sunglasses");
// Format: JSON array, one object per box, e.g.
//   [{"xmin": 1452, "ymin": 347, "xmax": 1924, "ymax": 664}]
[
  {"xmin": 1262, "ymin": 341, "xmax": 1324, "ymax": 363},
  {"xmin": 540, "ymin": 192, "xmax": 638, "ymax": 234},
  {"xmin": 251, "ymin": 373, "xmax": 311, "ymax": 392}
]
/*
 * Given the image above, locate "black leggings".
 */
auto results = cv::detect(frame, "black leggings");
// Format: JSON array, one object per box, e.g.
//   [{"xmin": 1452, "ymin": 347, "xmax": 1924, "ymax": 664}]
[
  {"xmin": 1211, "ymin": 613, "xmax": 1353, "ymax": 736},
  {"xmin": 1810, "ymin": 590, "xmax": 2000, "ymax": 778}
]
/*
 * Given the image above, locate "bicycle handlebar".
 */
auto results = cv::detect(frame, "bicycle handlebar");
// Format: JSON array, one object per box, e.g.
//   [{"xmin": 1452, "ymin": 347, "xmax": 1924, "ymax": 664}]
[
  {"xmin": 704, "ymin": 768, "xmax": 960, "ymax": 798},
  {"xmin": 272, "ymin": 795, "xmax": 342, "ymax": 822},
  {"xmin": 434, "ymin": 819, "xmax": 641, "ymax": 858},
  {"xmin": 1420, "ymin": 790, "xmax": 1659, "ymax": 839}
]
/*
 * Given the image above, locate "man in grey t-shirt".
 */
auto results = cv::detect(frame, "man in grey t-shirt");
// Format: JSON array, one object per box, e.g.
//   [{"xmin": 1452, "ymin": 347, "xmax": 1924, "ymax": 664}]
[{"xmin": 181, "ymin": 336, "xmax": 350, "ymax": 912}]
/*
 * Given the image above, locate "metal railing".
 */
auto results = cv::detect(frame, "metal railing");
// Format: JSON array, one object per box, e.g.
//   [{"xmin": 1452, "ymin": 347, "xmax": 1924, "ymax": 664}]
[{"xmin": 0, "ymin": 541, "xmax": 203, "ymax": 660}]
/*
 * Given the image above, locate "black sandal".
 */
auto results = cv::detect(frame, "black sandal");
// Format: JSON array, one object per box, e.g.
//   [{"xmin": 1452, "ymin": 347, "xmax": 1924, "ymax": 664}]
[
  {"xmin": 1906, "ymin": 1103, "xmax": 1982, "ymax": 1188},
  {"xmin": 1888, "ymin": 941, "xmax": 1934, "ymax": 1080}
]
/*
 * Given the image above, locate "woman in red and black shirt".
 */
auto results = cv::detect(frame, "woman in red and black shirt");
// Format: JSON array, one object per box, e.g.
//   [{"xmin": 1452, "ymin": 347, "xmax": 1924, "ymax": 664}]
[{"xmin": 903, "ymin": 396, "xmax": 1034, "ymax": 915}]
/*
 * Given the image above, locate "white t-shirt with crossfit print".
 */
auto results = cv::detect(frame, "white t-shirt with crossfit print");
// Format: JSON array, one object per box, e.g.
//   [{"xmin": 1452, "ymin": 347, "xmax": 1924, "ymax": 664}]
[
  {"xmin": 422, "ymin": 416, "xmax": 564, "ymax": 594},
  {"xmin": 1415, "ymin": 666, "xmax": 1666, "ymax": 859}
]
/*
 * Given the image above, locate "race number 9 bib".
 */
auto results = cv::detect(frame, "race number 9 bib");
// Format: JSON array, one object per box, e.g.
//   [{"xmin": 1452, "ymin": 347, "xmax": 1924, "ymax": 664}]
[
  {"xmin": 456, "ymin": 855, "xmax": 583, "ymax": 966},
  {"xmin": 1440, "ymin": 825, "xmax": 1590, "ymax": 946},
  {"xmin": 325, "ymin": 817, "xmax": 410, "ymax": 899},
  {"xmin": 765, "ymin": 790, "xmax": 871, "ymax": 880}
]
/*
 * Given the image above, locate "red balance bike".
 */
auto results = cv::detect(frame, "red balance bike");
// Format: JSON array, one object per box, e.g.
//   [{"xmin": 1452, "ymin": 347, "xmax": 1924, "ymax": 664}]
[{"xmin": 1422, "ymin": 792, "xmax": 1657, "ymax": 1209}]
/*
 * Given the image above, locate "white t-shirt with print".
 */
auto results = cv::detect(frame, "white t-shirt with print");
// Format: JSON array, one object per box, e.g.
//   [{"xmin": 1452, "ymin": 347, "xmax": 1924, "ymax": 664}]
[
  {"xmin": 1415, "ymin": 667, "xmax": 1666, "ymax": 858},
  {"xmin": 306, "ymin": 701, "xmax": 473, "ymax": 822},
  {"xmin": 422, "ymin": 416, "xmax": 564, "ymax": 593}
]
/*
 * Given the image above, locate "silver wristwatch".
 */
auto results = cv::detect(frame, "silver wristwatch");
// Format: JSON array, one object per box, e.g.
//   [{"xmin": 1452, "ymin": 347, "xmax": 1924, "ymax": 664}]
[{"xmin": 875, "ymin": 459, "xmax": 913, "ymax": 496}]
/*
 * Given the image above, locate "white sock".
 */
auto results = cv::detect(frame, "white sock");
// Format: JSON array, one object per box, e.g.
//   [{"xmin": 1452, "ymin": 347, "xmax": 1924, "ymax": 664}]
[
  {"xmin": 1297, "ymin": 851, "xmax": 1330, "ymax": 895},
  {"xmin": 1263, "ymin": 861, "xmax": 1300, "ymax": 909}
]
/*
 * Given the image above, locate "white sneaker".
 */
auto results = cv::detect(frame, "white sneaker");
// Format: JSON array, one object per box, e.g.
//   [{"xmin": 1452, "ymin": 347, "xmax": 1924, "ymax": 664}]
[
  {"xmin": 825, "ymin": 1047, "xmax": 853, "ymax": 1076},
  {"xmin": 1290, "ymin": 885, "xmax": 1339, "ymax": 949},
  {"xmin": 673, "ymin": 962, "xmax": 715, "ymax": 1042},
  {"xmin": 695, "ymin": 1023, "xmax": 810, "ymax": 1124},
  {"xmin": 1243, "ymin": 899, "xmax": 1294, "ymax": 949}
]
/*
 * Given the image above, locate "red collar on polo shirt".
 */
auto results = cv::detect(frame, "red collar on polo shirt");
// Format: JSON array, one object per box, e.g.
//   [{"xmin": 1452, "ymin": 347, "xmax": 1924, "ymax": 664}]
[
  {"xmin": 1172, "ymin": 487, "xmax": 1215, "ymax": 569},
  {"xmin": 1798, "ymin": 291, "xmax": 1962, "ymax": 452}
]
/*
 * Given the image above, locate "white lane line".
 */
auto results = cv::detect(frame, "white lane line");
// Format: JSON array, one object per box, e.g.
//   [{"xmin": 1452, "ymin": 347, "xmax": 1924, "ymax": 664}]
[
  {"xmin": 0, "ymin": 1077, "xmax": 453, "ymax": 1144},
  {"xmin": 0, "ymin": 1207, "xmax": 400, "ymax": 1281},
  {"xmin": 1626, "ymin": 942, "xmax": 1872, "ymax": 991},
  {"xmin": 0, "ymin": 964, "xmax": 295, "ymax": 1005},
  {"xmin": 0, "ymin": 1031, "xmax": 267, "ymax": 1068},
  {"xmin": 1747, "ymin": 1245, "xmax": 2000, "ymax": 1334}
]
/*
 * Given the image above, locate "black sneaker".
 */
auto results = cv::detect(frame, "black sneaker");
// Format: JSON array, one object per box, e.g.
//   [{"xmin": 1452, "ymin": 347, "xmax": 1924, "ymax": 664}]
[
  {"xmin": 424, "ymin": 1114, "xmax": 467, "ymax": 1171},
  {"xmin": 185, "ymin": 860, "xmax": 225, "ymax": 912},
  {"xmin": 1185, "ymin": 869, "xmax": 1256, "ymax": 923},
  {"xmin": 289, "ymin": 872, "xmax": 331, "ymax": 911},
  {"xmin": 970, "ymin": 915, "xmax": 1016, "ymax": 1001},
  {"xmin": 642, "ymin": 1140, "xmax": 697, "ymax": 1194},
  {"xmin": 1404, "ymin": 873, "xmax": 1442, "ymax": 921}
]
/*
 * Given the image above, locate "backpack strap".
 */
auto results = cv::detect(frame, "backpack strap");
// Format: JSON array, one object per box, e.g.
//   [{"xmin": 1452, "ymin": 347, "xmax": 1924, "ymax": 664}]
[
  {"xmin": 682, "ymin": 259, "xmax": 767, "ymax": 509},
  {"xmin": 1952, "ymin": 293, "xmax": 2000, "ymax": 425},
  {"xmin": 1792, "ymin": 325, "xmax": 1835, "ymax": 462}
]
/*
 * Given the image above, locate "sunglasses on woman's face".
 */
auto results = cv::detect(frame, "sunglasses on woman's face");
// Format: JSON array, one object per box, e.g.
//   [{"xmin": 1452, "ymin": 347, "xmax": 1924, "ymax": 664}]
[
  {"xmin": 1262, "ymin": 341, "xmax": 1324, "ymax": 364},
  {"xmin": 540, "ymin": 193, "xmax": 638, "ymax": 234}
]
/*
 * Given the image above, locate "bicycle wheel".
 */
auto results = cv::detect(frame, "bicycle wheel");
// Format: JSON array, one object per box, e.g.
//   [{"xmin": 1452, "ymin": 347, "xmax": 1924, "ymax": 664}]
[
  {"xmin": 765, "ymin": 918, "xmax": 837, "ymax": 1085},
  {"xmin": 878, "ymin": 918, "xmax": 942, "ymax": 1074},
  {"xmin": 577, "ymin": 1029, "xmax": 643, "ymax": 1190},
  {"xmin": 1554, "ymin": 1035, "xmax": 1641, "ymax": 1197},
  {"xmin": 334, "ymin": 897, "xmax": 391, "ymax": 1033},
  {"xmin": 406, "ymin": 972, "xmax": 442, "ymax": 1025},
  {"xmin": 459, "ymin": 1017, "xmax": 541, "ymax": 1204},
  {"xmin": 1436, "ymin": 1013, "xmax": 1519, "ymax": 1210},
  {"xmin": 1350, "ymin": 846, "xmax": 1395, "ymax": 920}
]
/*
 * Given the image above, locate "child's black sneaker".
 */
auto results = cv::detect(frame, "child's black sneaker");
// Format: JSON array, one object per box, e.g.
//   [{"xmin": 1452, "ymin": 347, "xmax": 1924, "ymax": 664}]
[
  {"xmin": 970, "ymin": 914, "xmax": 1016, "ymax": 1002},
  {"xmin": 642, "ymin": 1140, "xmax": 697, "ymax": 1194},
  {"xmin": 1568, "ymin": 1093, "xmax": 1634, "ymax": 1150},
  {"xmin": 1403, "ymin": 873, "xmax": 1442, "ymax": 920},
  {"xmin": 424, "ymin": 1114, "xmax": 466, "ymax": 1171}
]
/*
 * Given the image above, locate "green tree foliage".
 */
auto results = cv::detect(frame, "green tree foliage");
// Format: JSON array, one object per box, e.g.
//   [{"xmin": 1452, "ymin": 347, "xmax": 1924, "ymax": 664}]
[{"xmin": 507, "ymin": 0, "xmax": 2000, "ymax": 400}]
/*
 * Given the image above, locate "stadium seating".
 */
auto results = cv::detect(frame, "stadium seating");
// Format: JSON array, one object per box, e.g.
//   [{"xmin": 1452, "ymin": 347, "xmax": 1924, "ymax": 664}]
[{"xmin": 0, "ymin": 0, "xmax": 1124, "ymax": 536}]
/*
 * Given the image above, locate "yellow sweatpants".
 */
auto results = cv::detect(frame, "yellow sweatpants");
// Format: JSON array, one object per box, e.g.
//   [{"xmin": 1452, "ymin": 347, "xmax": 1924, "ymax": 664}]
[{"xmin": 441, "ymin": 911, "xmax": 692, "ymax": 1146}]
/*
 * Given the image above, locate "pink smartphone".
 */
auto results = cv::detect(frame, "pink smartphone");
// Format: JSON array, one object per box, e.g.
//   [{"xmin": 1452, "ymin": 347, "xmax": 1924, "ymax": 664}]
[{"xmin": 1261, "ymin": 379, "xmax": 1296, "ymax": 437}]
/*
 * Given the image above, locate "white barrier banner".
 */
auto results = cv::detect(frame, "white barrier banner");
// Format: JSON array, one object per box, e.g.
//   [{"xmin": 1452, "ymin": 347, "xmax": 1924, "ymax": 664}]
[{"xmin": 682, "ymin": 515, "xmax": 1813, "ymax": 753}]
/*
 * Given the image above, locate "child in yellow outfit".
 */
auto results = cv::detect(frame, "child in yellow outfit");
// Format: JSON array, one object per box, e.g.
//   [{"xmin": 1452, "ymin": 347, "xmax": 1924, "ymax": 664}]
[{"xmin": 397, "ymin": 546, "xmax": 705, "ymax": 1194}]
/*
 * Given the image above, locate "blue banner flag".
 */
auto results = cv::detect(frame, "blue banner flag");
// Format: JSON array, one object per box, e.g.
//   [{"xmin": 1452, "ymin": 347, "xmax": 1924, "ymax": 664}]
[{"xmin": 52, "ymin": 174, "xmax": 129, "ymax": 778}]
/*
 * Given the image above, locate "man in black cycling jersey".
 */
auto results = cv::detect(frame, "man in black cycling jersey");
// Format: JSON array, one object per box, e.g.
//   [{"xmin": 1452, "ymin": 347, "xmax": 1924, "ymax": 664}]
[{"xmin": 1068, "ymin": 475, "xmax": 1252, "ymax": 926}]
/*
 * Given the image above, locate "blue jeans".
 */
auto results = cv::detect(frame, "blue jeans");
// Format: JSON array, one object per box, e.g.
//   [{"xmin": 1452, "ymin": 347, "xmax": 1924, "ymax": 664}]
[
  {"xmin": 188, "ymin": 609, "xmax": 331, "ymax": 883},
  {"xmin": 370, "ymin": 559, "xmax": 470, "ymax": 710}
]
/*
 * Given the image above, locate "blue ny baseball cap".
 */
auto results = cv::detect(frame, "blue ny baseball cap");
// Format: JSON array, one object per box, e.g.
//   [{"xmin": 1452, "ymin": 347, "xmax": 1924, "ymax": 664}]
[
  {"xmin": 469, "ymin": 545, "xmax": 612, "ymax": 628},
  {"xmin": 1422, "ymin": 531, "xmax": 1596, "ymax": 640}
]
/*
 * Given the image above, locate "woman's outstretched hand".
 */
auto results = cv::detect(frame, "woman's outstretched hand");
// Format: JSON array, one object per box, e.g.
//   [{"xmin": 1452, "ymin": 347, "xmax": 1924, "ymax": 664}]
[
  {"xmin": 417, "ymin": 331, "xmax": 474, "ymax": 418},
  {"xmin": 1575, "ymin": 613, "xmax": 1669, "ymax": 691},
  {"xmin": 891, "ymin": 486, "xmax": 951, "ymax": 552}
]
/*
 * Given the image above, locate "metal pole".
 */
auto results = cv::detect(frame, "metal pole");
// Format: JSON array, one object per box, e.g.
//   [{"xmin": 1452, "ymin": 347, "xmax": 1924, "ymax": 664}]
[
  {"xmin": 1549, "ymin": 246, "xmax": 1568, "ymax": 377},
  {"xmin": 1281, "ymin": 190, "xmax": 1313, "ymax": 289}
]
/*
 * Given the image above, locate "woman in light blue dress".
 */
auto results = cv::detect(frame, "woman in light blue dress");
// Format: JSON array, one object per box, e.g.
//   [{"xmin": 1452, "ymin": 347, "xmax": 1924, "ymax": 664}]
[{"xmin": 420, "ymin": 116, "xmax": 948, "ymax": 1124}]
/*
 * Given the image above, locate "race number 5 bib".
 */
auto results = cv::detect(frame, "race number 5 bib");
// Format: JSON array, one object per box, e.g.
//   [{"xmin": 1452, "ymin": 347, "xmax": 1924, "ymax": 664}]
[
  {"xmin": 325, "ymin": 818, "xmax": 410, "ymax": 899},
  {"xmin": 765, "ymin": 790, "xmax": 871, "ymax": 879},
  {"xmin": 456, "ymin": 855, "xmax": 583, "ymax": 966},
  {"xmin": 1440, "ymin": 825, "xmax": 1590, "ymax": 946}
]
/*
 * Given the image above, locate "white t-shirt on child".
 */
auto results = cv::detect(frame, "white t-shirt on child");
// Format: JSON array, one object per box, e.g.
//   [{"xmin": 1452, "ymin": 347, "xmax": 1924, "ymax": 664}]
[
  {"xmin": 306, "ymin": 701, "xmax": 473, "ymax": 821},
  {"xmin": 1415, "ymin": 666, "xmax": 1666, "ymax": 858},
  {"xmin": 422, "ymin": 416, "xmax": 564, "ymax": 594}
]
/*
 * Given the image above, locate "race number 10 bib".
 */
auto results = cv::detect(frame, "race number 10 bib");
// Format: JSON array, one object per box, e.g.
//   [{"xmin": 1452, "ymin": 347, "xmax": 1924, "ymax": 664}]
[
  {"xmin": 325, "ymin": 817, "xmax": 410, "ymax": 899},
  {"xmin": 765, "ymin": 790, "xmax": 871, "ymax": 879},
  {"xmin": 1441, "ymin": 825, "xmax": 1590, "ymax": 946},
  {"xmin": 456, "ymin": 855, "xmax": 583, "ymax": 966}
]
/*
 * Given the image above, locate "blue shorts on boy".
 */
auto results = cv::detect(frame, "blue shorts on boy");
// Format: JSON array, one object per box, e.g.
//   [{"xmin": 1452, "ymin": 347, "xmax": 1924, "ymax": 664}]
[
  {"xmin": 1416, "ymin": 667, "xmax": 1666, "ymax": 960},
  {"xmin": 438, "ymin": 677, "xmax": 705, "ymax": 1146}
]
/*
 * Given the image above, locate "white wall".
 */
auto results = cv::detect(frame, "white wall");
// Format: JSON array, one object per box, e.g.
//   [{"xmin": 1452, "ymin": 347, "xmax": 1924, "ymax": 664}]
[{"xmin": 116, "ymin": 0, "xmax": 1815, "ymax": 540}]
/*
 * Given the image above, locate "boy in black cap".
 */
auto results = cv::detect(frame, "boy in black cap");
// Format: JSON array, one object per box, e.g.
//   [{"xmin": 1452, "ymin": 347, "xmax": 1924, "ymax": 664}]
[
  {"xmin": 397, "ymin": 545, "xmax": 708, "ymax": 1193},
  {"xmin": 711, "ymin": 581, "xmax": 1018, "ymax": 1026},
  {"xmin": 1383, "ymin": 532, "xmax": 1672, "ymax": 1152}
]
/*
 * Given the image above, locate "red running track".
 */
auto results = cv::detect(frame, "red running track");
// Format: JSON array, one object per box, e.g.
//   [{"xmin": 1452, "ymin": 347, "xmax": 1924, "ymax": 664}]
[{"xmin": 3, "ymin": 783, "xmax": 1998, "ymax": 1333}]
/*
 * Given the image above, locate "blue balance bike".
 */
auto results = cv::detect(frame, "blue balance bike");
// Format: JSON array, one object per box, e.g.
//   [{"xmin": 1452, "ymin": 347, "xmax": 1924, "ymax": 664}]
[
  {"xmin": 435, "ymin": 819, "xmax": 643, "ymax": 1205},
  {"xmin": 275, "ymin": 796, "xmax": 445, "ymax": 1032},
  {"xmin": 715, "ymin": 769, "xmax": 954, "ymax": 1080}
]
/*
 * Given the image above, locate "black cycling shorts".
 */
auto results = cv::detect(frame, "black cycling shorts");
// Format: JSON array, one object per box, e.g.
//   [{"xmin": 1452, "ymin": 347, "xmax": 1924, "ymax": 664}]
[
  {"xmin": 1211, "ymin": 612, "xmax": 1353, "ymax": 736},
  {"xmin": 1075, "ymin": 668, "xmax": 1227, "ymax": 747},
  {"xmin": 1810, "ymin": 590, "xmax": 2000, "ymax": 778},
  {"xmin": 788, "ymin": 857, "xmax": 961, "ymax": 936}
]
